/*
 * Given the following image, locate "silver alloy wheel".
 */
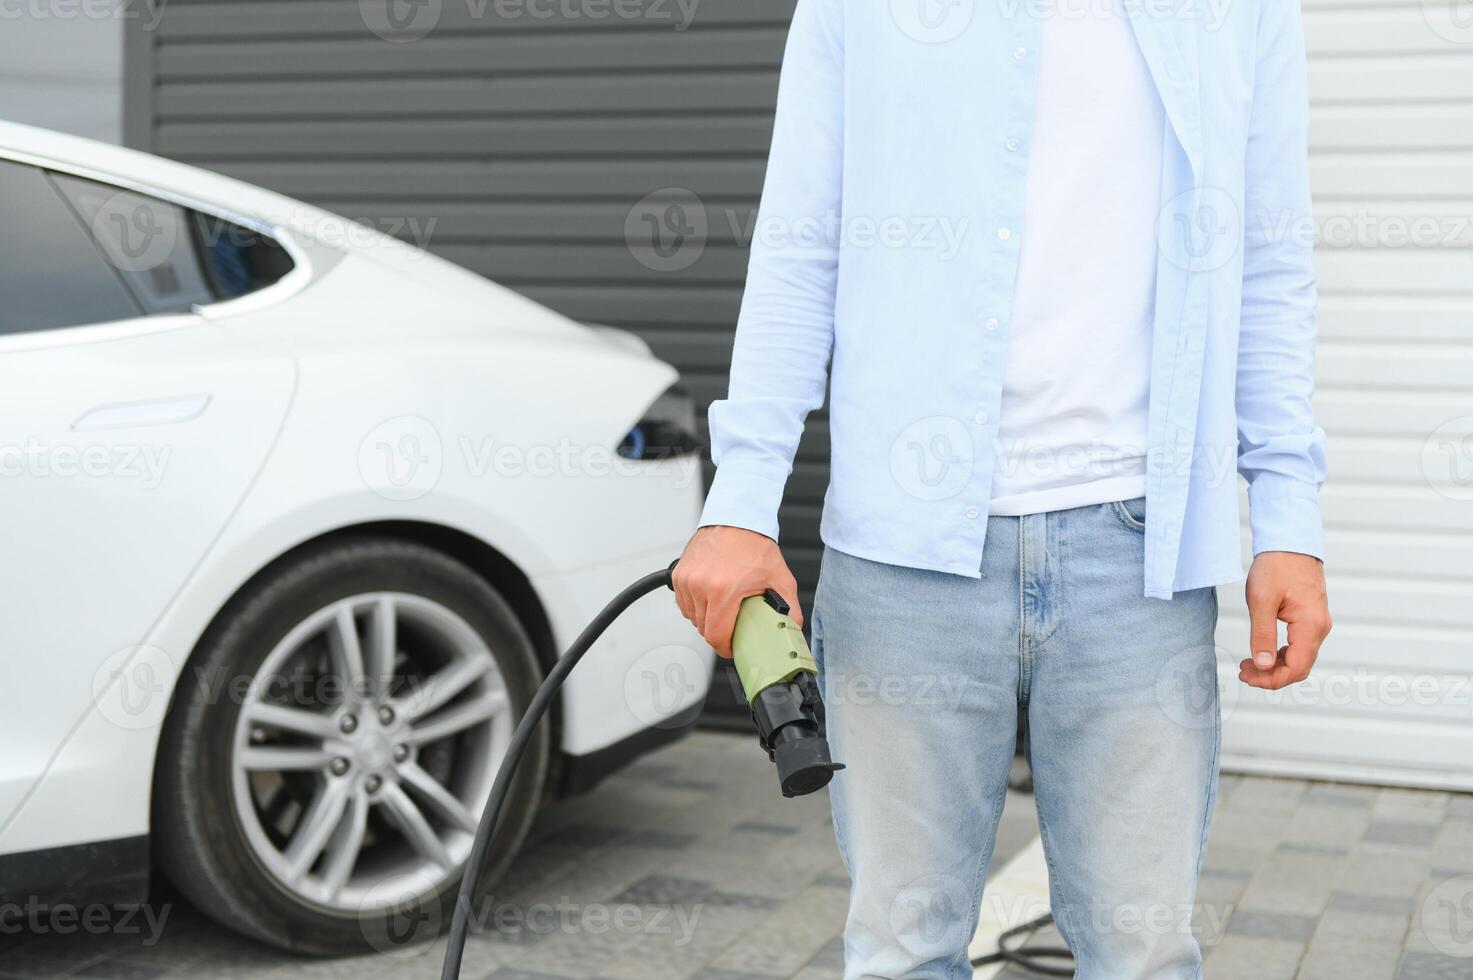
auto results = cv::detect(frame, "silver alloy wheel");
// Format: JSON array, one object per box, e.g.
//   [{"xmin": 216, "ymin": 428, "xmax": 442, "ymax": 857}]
[{"xmin": 230, "ymin": 592, "xmax": 513, "ymax": 911}]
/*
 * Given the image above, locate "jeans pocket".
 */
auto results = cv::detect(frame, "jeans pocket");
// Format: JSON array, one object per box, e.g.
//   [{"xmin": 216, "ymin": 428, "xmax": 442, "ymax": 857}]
[{"xmin": 1111, "ymin": 497, "xmax": 1147, "ymax": 532}]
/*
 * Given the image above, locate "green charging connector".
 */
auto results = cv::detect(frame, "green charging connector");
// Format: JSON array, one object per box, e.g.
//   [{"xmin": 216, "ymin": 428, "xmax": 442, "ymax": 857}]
[
  {"xmin": 731, "ymin": 592, "xmax": 817, "ymax": 705},
  {"xmin": 730, "ymin": 589, "xmax": 844, "ymax": 797}
]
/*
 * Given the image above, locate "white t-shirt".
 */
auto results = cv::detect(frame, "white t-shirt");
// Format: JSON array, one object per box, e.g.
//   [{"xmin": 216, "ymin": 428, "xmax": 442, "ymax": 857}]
[{"xmin": 988, "ymin": 0, "xmax": 1167, "ymax": 516}]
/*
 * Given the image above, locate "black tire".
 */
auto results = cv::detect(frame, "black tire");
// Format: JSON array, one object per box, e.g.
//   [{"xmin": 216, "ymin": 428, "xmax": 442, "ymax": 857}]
[{"xmin": 153, "ymin": 536, "xmax": 548, "ymax": 955}]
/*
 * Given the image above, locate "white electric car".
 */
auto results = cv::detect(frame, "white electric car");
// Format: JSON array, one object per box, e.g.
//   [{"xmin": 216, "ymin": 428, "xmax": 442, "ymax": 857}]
[{"xmin": 0, "ymin": 122, "xmax": 713, "ymax": 954}]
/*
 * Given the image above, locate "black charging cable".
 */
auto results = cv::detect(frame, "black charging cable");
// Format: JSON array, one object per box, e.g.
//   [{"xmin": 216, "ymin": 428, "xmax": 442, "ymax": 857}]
[
  {"xmin": 969, "ymin": 912, "xmax": 1076, "ymax": 976},
  {"xmin": 439, "ymin": 567, "xmax": 674, "ymax": 980},
  {"xmin": 432, "ymin": 561, "xmax": 1075, "ymax": 979}
]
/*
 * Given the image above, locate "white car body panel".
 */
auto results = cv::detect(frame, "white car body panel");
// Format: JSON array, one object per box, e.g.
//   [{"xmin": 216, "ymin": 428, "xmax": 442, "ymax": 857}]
[{"xmin": 0, "ymin": 121, "xmax": 711, "ymax": 858}]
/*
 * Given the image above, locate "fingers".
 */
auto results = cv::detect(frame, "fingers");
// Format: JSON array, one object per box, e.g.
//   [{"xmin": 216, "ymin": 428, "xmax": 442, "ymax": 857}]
[
  {"xmin": 669, "ymin": 525, "xmax": 802, "ymax": 659},
  {"xmin": 673, "ymin": 565, "xmax": 711, "ymax": 638},
  {"xmin": 1285, "ymin": 606, "xmax": 1332, "ymax": 679},
  {"xmin": 1238, "ymin": 647, "xmax": 1320, "ymax": 691},
  {"xmin": 1238, "ymin": 645, "xmax": 1292, "ymax": 690},
  {"xmin": 1246, "ymin": 584, "xmax": 1281, "ymax": 672},
  {"xmin": 672, "ymin": 566, "xmax": 696, "ymax": 625},
  {"xmin": 1238, "ymin": 584, "xmax": 1332, "ymax": 691},
  {"xmin": 670, "ymin": 552, "xmax": 746, "ymax": 658},
  {"xmin": 1241, "ymin": 552, "xmax": 1331, "ymax": 692},
  {"xmin": 702, "ymin": 591, "xmax": 739, "ymax": 660},
  {"xmin": 691, "ymin": 592, "xmax": 709, "ymax": 637}
]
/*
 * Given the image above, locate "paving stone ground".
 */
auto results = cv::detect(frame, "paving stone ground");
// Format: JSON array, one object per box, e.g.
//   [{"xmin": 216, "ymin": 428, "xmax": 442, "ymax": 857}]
[{"xmin": 3, "ymin": 732, "xmax": 1472, "ymax": 979}]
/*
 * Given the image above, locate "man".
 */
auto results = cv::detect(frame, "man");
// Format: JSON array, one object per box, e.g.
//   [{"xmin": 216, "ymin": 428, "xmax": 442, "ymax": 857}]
[{"xmin": 673, "ymin": 0, "xmax": 1332, "ymax": 976}]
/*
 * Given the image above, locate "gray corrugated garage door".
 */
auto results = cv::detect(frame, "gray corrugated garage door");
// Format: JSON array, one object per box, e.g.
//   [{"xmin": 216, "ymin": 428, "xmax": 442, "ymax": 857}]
[
  {"xmin": 127, "ymin": 1, "xmax": 1473, "ymax": 787},
  {"xmin": 123, "ymin": 0, "xmax": 813, "ymax": 720}
]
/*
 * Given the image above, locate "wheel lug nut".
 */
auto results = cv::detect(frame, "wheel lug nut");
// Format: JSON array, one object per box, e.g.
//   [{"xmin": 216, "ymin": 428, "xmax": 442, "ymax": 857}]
[
  {"xmin": 365, "ymin": 775, "xmax": 382, "ymax": 793},
  {"xmin": 330, "ymin": 757, "xmax": 350, "ymax": 776},
  {"xmin": 393, "ymin": 744, "xmax": 409, "ymax": 763},
  {"xmin": 339, "ymin": 714, "xmax": 358, "ymax": 734},
  {"xmin": 378, "ymin": 705, "xmax": 395, "ymax": 725}
]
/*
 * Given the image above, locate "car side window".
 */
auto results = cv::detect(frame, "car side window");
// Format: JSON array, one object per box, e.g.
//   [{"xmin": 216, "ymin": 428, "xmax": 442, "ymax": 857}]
[
  {"xmin": 0, "ymin": 160, "xmax": 143, "ymax": 336},
  {"xmin": 191, "ymin": 211, "xmax": 295, "ymax": 301},
  {"xmin": 49, "ymin": 172, "xmax": 295, "ymax": 314},
  {"xmin": 0, "ymin": 162, "xmax": 299, "ymax": 338},
  {"xmin": 49, "ymin": 173, "xmax": 216, "ymax": 314}
]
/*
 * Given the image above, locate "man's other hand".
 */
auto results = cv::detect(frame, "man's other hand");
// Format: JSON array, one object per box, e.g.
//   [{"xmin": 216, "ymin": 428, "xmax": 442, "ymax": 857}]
[
  {"xmin": 1240, "ymin": 551, "xmax": 1332, "ymax": 690},
  {"xmin": 673, "ymin": 525, "xmax": 802, "ymax": 659}
]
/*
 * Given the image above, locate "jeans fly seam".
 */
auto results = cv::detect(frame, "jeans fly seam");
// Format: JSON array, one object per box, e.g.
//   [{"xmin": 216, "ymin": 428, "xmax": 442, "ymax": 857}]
[
  {"xmin": 1033, "ymin": 509, "xmax": 1063, "ymax": 647},
  {"xmin": 1017, "ymin": 516, "xmax": 1031, "ymax": 705}
]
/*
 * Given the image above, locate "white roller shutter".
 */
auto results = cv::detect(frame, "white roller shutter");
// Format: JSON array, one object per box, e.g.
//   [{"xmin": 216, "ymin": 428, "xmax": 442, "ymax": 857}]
[{"xmin": 1218, "ymin": 0, "xmax": 1473, "ymax": 790}]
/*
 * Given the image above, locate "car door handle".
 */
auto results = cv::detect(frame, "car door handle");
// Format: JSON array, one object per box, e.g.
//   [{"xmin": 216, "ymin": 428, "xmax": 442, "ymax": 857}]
[{"xmin": 71, "ymin": 394, "xmax": 212, "ymax": 432}]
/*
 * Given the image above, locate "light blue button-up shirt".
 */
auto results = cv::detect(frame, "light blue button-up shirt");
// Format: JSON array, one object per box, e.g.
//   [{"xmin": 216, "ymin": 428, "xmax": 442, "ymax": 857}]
[{"xmin": 699, "ymin": 0, "xmax": 1329, "ymax": 598}]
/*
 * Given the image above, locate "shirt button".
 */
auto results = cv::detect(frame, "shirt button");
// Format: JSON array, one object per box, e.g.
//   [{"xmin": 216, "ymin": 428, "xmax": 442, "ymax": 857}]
[
  {"xmin": 1006, "ymin": 137, "xmax": 1020, "ymax": 152},
  {"xmin": 1014, "ymin": 46, "xmax": 1027, "ymax": 60},
  {"xmin": 974, "ymin": 411, "xmax": 989, "ymax": 425},
  {"xmin": 985, "ymin": 318, "xmax": 999, "ymax": 331},
  {"xmin": 997, "ymin": 228, "xmax": 1012, "ymax": 241},
  {"xmin": 965, "ymin": 506, "xmax": 980, "ymax": 519}
]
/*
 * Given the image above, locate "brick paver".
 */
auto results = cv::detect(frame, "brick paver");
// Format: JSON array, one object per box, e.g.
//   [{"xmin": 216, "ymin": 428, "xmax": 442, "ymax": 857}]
[{"xmin": 3, "ymin": 733, "xmax": 1471, "ymax": 979}]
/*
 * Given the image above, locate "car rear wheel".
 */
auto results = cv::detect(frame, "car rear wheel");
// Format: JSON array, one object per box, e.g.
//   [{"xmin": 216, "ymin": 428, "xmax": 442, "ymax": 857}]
[{"xmin": 154, "ymin": 537, "xmax": 548, "ymax": 955}]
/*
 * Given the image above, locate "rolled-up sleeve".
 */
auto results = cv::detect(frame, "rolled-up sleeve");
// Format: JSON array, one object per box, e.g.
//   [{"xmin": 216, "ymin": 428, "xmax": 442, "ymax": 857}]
[
  {"xmin": 1235, "ymin": 0, "xmax": 1329, "ymax": 560},
  {"xmin": 698, "ymin": 0, "xmax": 844, "ymax": 542}
]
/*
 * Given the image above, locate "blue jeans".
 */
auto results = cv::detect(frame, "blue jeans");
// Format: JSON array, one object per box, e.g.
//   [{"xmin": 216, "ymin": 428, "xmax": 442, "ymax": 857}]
[{"xmin": 811, "ymin": 499, "xmax": 1220, "ymax": 979}]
